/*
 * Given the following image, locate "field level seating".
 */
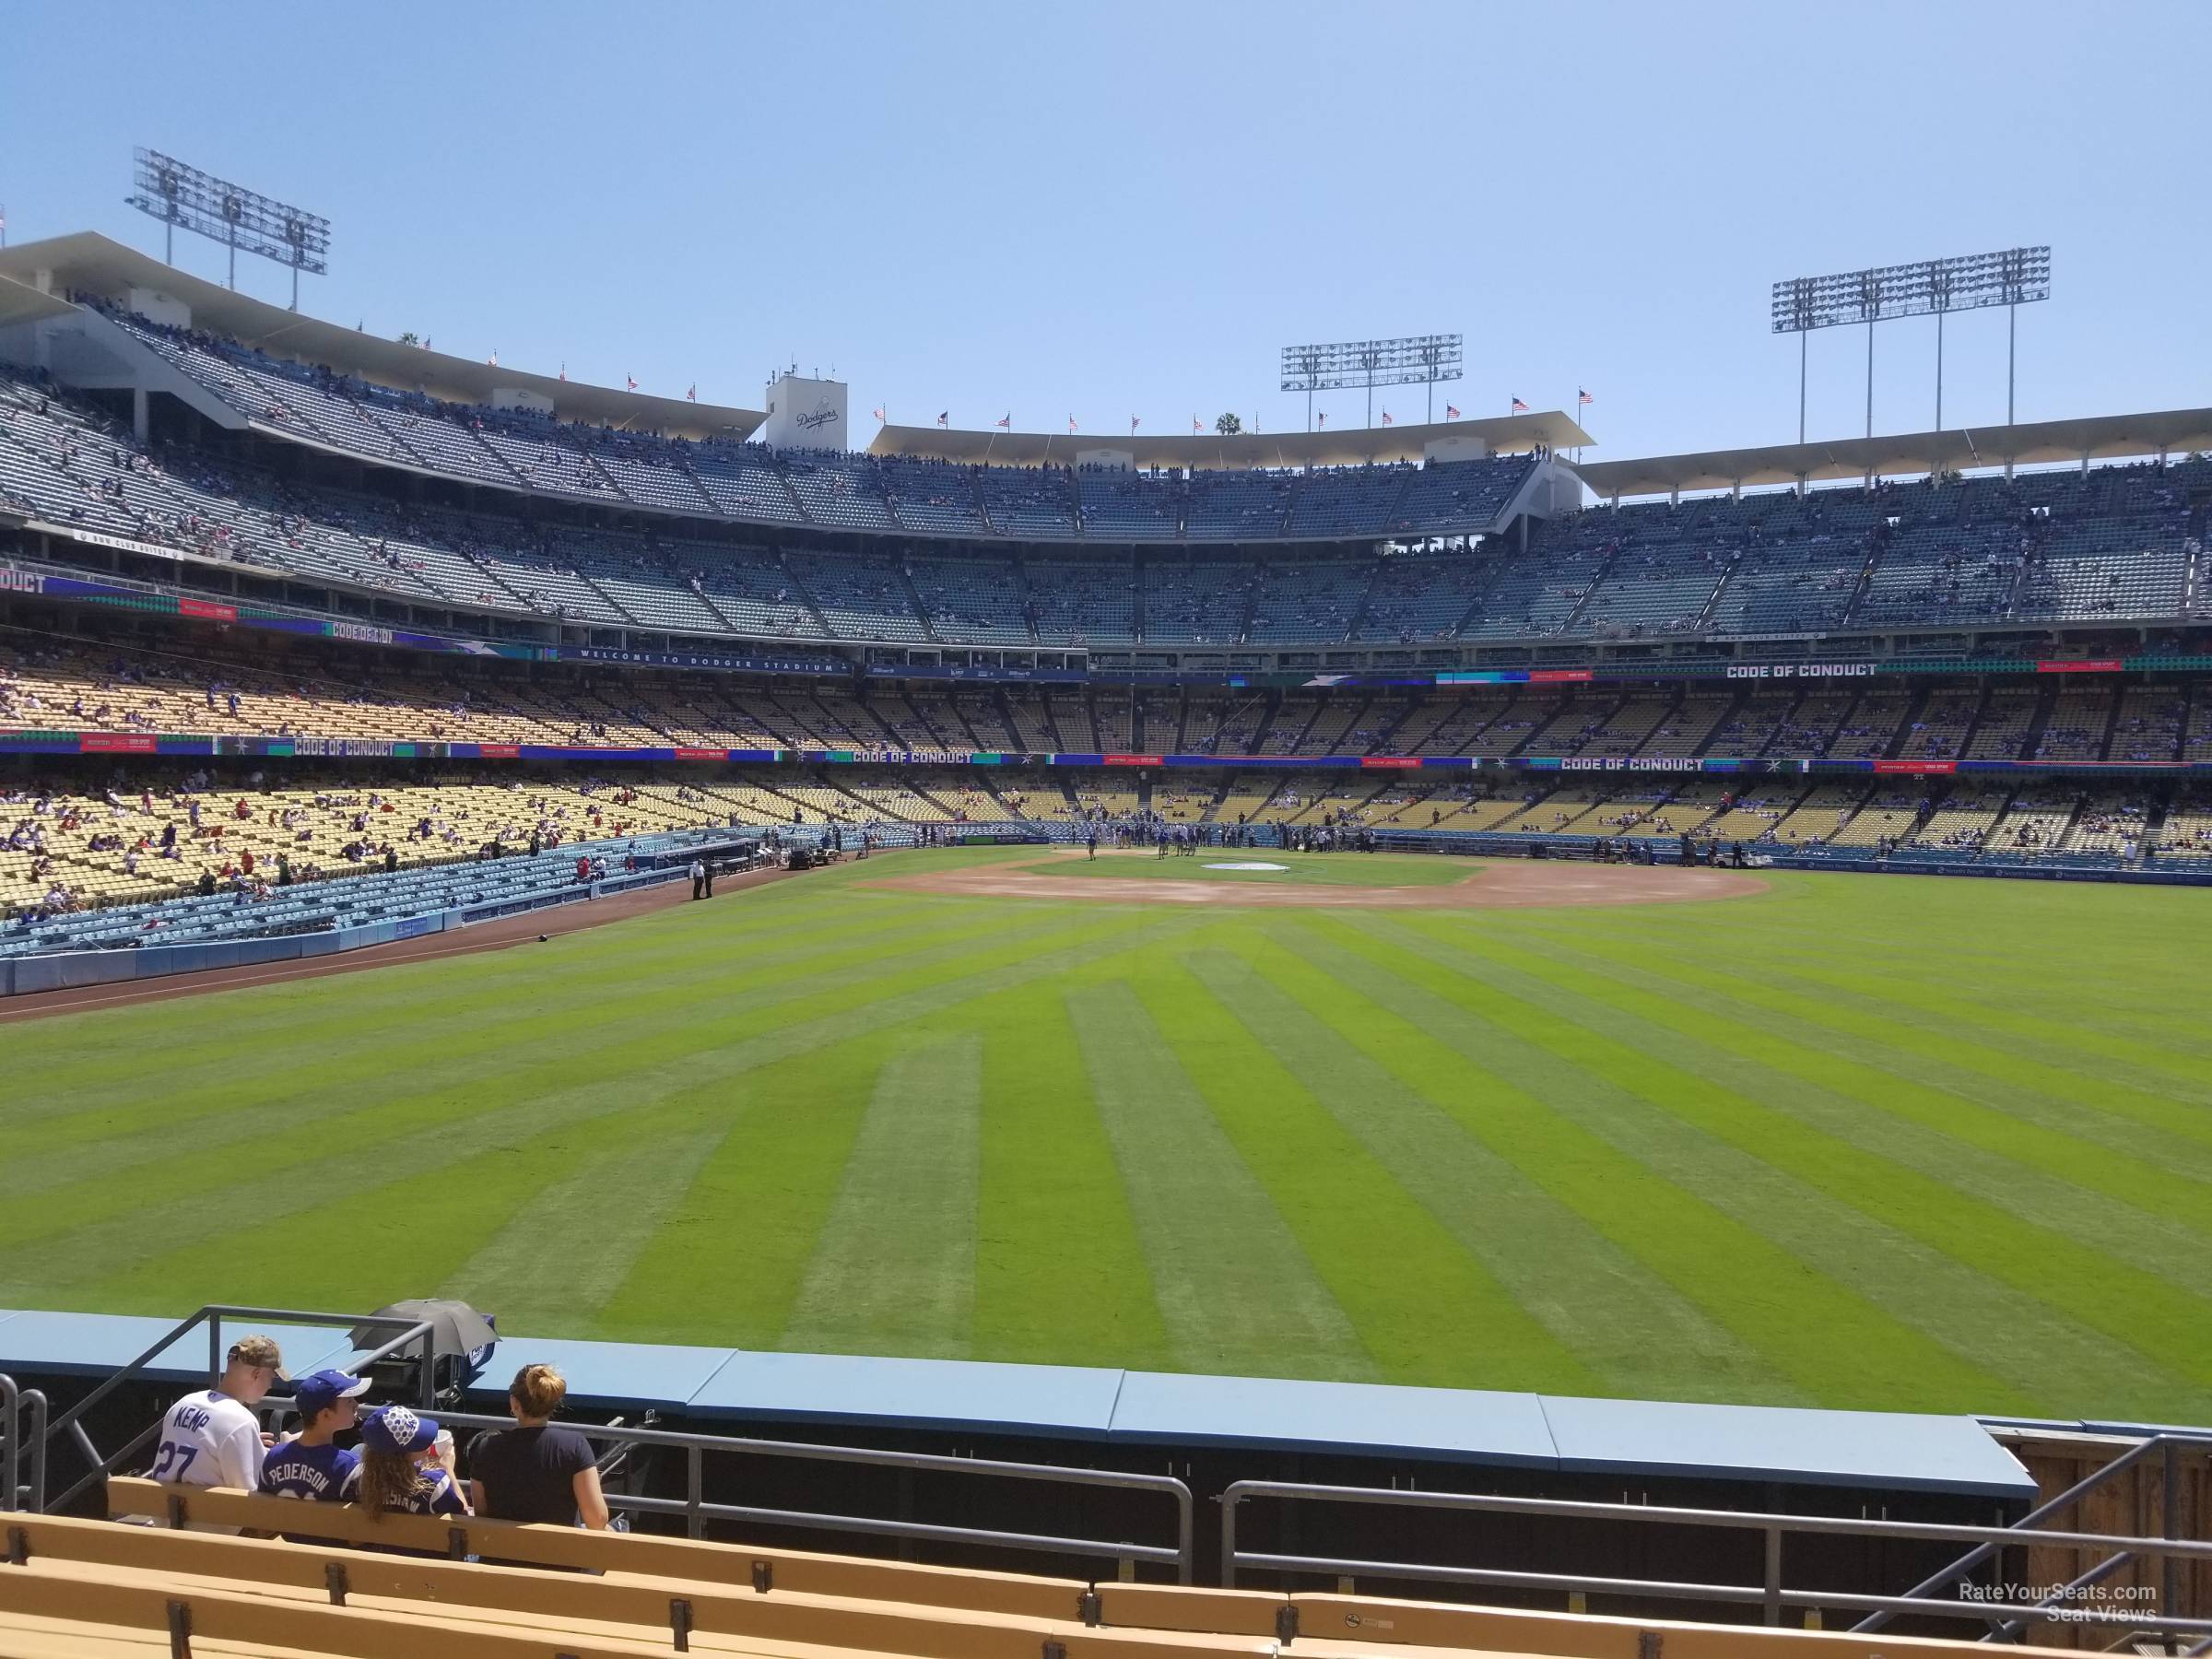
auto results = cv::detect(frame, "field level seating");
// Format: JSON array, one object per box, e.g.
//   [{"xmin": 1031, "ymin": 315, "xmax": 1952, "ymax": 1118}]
[{"xmin": 0, "ymin": 1489, "xmax": 2093, "ymax": 1659}]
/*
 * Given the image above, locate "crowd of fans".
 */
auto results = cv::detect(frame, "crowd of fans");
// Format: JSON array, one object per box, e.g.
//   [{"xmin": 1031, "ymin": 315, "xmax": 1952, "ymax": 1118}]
[{"xmin": 153, "ymin": 1336, "xmax": 609, "ymax": 1532}]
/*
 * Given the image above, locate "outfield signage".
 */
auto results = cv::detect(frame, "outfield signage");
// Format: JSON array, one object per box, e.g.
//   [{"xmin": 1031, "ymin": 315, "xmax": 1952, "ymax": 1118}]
[
  {"xmin": 569, "ymin": 644, "xmax": 847, "ymax": 675},
  {"xmin": 6, "ymin": 726, "xmax": 2212, "ymax": 777},
  {"xmin": 1725, "ymin": 662, "xmax": 1877, "ymax": 680},
  {"xmin": 1540, "ymin": 756, "xmax": 1712, "ymax": 771},
  {"xmin": 27, "ymin": 522, "xmax": 182, "ymax": 561}
]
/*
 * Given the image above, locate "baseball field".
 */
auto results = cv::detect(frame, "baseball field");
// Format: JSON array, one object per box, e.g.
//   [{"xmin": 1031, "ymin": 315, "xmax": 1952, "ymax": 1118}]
[{"xmin": 6, "ymin": 846, "xmax": 2209, "ymax": 1422}]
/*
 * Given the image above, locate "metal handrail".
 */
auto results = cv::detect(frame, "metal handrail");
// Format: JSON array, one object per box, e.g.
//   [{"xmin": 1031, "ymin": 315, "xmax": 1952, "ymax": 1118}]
[
  {"xmin": 1855, "ymin": 1430, "xmax": 2212, "ymax": 1635},
  {"xmin": 1219, "ymin": 1479, "xmax": 2212, "ymax": 1638},
  {"xmin": 41, "ymin": 1304, "xmax": 438, "ymax": 1513},
  {"xmin": 429, "ymin": 1407, "xmax": 1194, "ymax": 1583},
  {"xmin": 1, "ymin": 1376, "xmax": 49, "ymax": 1513}
]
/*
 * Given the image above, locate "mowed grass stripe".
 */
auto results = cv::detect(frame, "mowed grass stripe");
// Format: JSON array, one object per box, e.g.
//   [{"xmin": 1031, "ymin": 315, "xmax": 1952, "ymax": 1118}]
[
  {"xmin": 57, "ymin": 1084, "xmax": 733, "ymax": 1317},
  {"xmin": 1751, "ymin": 961, "xmax": 2212, "ymax": 1100},
  {"xmin": 4, "ymin": 898, "xmax": 1176, "ymax": 1185},
  {"xmin": 3, "ymin": 894, "xmax": 1014, "ymax": 1100},
  {"xmin": 3, "ymin": 900, "xmax": 1061, "ymax": 1132},
  {"xmin": 1186, "ymin": 940, "xmax": 1810, "ymax": 1405},
  {"xmin": 1541, "ymin": 889, "xmax": 2212, "ymax": 1077},
  {"xmin": 439, "ymin": 1128, "xmax": 730, "ymax": 1336},
  {"xmin": 1330, "ymin": 917, "xmax": 2210, "ymax": 1412},
  {"xmin": 1472, "ymin": 928, "xmax": 2212, "ymax": 1265},
  {"xmin": 1136, "ymin": 949, "xmax": 1599, "ymax": 1394},
  {"xmin": 1530, "ymin": 937, "xmax": 2212, "ymax": 1185},
  {"xmin": 1250, "ymin": 930, "xmax": 2029, "ymax": 1413},
  {"xmin": 781, "ymin": 1033, "xmax": 984, "ymax": 1359},
  {"xmin": 1065, "ymin": 980, "xmax": 1378, "ymax": 1382},
  {"xmin": 1555, "ymin": 935, "xmax": 2212, "ymax": 1152},
  {"xmin": 590, "ymin": 1039, "xmax": 894, "ymax": 1347},
  {"xmin": 970, "ymin": 984, "xmax": 1170, "ymax": 1371},
  {"xmin": 1, "ymin": 909, "xmax": 1198, "ymax": 1262}
]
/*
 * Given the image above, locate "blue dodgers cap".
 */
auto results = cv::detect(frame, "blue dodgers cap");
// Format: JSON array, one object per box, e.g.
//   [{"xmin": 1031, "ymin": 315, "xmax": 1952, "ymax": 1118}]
[
  {"xmin": 291, "ymin": 1369, "xmax": 370, "ymax": 1418},
  {"xmin": 359, "ymin": 1404, "xmax": 440, "ymax": 1455}
]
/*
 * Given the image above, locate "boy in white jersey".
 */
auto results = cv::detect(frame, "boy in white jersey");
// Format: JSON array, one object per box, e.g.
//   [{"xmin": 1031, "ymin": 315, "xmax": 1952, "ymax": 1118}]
[{"xmin": 148, "ymin": 1334, "xmax": 284, "ymax": 1490}]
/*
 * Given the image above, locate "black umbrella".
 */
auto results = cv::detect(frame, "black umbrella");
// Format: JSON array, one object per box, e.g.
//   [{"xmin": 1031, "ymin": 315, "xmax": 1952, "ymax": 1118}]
[{"xmin": 350, "ymin": 1300, "xmax": 496, "ymax": 1360}]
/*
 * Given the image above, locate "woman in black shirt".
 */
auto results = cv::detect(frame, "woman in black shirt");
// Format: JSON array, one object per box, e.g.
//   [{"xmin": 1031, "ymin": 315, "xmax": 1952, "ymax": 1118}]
[{"xmin": 465, "ymin": 1363, "xmax": 610, "ymax": 1528}]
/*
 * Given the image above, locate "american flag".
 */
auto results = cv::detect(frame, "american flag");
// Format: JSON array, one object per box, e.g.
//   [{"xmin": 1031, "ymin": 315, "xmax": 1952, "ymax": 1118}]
[
  {"xmin": 686, "ymin": 384, "xmax": 697, "ymax": 402},
  {"xmin": 1511, "ymin": 396, "xmax": 1528, "ymax": 413},
  {"xmin": 872, "ymin": 405, "xmax": 886, "ymax": 422},
  {"xmin": 558, "ymin": 363, "xmax": 567, "ymax": 382},
  {"xmin": 1382, "ymin": 411, "xmax": 1394, "ymax": 427},
  {"xmin": 1068, "ymin": 415, "xmax": 1077, "ymax": 433},
  {"xmin": 936, "ymin": 411, "xmax": 948, "ymax": 428},
  {"xmin": 488, "ymin": 350, "xmax": 499, "ymax": 367},
  {"xmin": 626, "ymin": 374, "xmax": 638, "ymax": 392},
  {"xmin": 994, "ymin": 413, "xmax": 1010, "ymax": 429},
  {"xmin": 1193, "ymin": 416, "xmax": 1202, "ymax": 433},
  {"xmin": 1445, "ymin": 404, "xmax": 1461, "ymax": 420},
  {"xmin": 1130, "ymin": 416, "xmax": 1139, "ymax": 434},
  {"xmin": 1579, "ymin": 388, "xmax": 1594, "ymax": 406},
  {"xmin": 1317, "ymin": 411, "xmax": 1327, "ymax": 427}
]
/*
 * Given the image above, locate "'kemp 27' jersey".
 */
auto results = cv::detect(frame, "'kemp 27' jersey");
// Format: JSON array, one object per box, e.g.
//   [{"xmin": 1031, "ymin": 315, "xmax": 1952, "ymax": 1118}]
[{"xmin": 149, "ymin": 1390, "xmax": 265, "ymax": 1489}]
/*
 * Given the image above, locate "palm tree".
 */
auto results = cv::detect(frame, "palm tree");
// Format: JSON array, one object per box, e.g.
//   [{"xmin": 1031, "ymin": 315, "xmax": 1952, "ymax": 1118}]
[{"xmin": 1215, "ymin": 413, "xmax": 1241, "ymax": 435}]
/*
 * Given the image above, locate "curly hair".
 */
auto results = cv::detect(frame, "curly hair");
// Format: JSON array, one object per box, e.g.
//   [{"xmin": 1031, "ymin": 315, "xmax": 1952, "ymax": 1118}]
[{"xmin": 356, "ymin": 1447, "xmax": 430, "ymax": 1521}]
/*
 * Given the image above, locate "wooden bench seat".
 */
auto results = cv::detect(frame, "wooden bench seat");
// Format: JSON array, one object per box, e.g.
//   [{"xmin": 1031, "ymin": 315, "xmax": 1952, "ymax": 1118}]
[
  {"xmin": 108, "ymin": 1477, "xmax": 1097, "ymax": 1619},
  {"xmin": 5, "ymin": 1515, "xmax": 1303, "ymax": 1658}
]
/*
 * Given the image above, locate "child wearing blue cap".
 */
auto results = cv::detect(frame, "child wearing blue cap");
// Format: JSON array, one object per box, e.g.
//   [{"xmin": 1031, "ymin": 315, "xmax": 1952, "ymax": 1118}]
[
  {"xmin": 260, "ymin": 1369, "xmax": 370, "ymax": 1504},
  {"xmin": 356, "ymin": 1405, "xmax": 470, "ymax": 1520}
]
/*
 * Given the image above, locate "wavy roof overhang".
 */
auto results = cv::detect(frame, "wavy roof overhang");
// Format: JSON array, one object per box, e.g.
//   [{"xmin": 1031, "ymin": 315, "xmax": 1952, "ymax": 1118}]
[{"xmin": 0, "ymin": 231, "xmax": 766, "ymax": 440}]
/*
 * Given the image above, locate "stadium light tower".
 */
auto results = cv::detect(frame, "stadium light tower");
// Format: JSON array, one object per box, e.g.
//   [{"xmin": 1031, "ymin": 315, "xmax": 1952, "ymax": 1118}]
[
  {"xmin": 1280, "ymin": 334, "xmax": 1463, "ymax": 430},
  {"xmin": 1771, "ymin": 246, "xmax": 2049, "ymax": 444},
  {"xmin": 126, "ymin": 148, "xmax": 331, "ymax": 310}
]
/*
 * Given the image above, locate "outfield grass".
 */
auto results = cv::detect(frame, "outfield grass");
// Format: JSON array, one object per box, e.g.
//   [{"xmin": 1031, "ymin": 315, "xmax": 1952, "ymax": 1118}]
[{"xmin": 8, "ymin": 845, "xmax": 2211, "ymax": 1420}]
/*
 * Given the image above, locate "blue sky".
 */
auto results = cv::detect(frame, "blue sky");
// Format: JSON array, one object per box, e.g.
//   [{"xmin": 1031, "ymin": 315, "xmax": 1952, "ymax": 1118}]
[{"xmin": 4, "ymin": 0, "xmax": 2203, "ymax": 460}]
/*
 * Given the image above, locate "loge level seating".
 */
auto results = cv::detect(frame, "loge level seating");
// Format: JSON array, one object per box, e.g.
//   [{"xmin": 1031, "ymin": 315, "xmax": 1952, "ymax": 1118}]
[{"xmin": 0, "ymin": 1483, "xmax": 2091, "ymax": 1659}]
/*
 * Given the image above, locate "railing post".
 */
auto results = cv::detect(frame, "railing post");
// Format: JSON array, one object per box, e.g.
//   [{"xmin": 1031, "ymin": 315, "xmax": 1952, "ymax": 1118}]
[
  {"xmin": 24, "ymin": 1392, "xmax": 46, "ymax": 1515},
  {"xmin": 687, "ymin": 1445, "xmax": 704, "ymax": 1540},
  {"xmin": 2165, "ymin": 1440, "xmax": 2183, "ymax": 1626},
  {"xmin": 1763, "ymin": 1526, "xmax": 1783, "ymax": 1627},
  {"xmin": 1221, "ymin": 1485, "xmax": 1241, "ymax": 1589},
  {"xmin": 1176, "ymin": 1482, "xmax": 1194, "ymax": 1586},
  {"xmin": 0, "ymin": 1377, "xmax": 16, "ymax": 1514}
]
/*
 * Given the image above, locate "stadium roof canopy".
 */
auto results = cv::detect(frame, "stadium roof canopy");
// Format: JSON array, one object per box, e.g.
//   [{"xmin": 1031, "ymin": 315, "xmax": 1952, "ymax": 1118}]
[
  {"xmin": 0, "ymin": 274, "xmax": 78, "ymax": 330},
  {"xmin": 869, "ymin": 409, "xmax": 1593, "ymax": 471},
  {"xmin": 0, "ymin": 231, "xmax": 767, "ymax": 440},
  {"xmin": 1575, "ymin": 407, "xmax": 2212, "ymax": 500}
]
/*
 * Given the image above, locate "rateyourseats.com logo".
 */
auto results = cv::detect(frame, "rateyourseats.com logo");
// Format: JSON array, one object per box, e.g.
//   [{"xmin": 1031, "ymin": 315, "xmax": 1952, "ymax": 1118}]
[{"xmin": 1956, "ymin": 1582, "xmax": 2157, "ymax": 1618}]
